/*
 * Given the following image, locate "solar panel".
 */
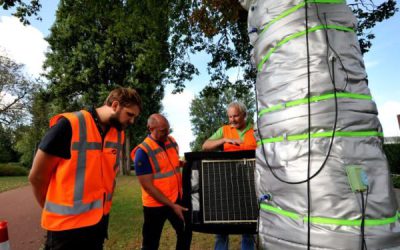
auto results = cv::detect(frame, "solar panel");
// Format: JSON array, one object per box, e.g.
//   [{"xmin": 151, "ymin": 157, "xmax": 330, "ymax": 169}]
[
  {"xmin": 202, "ymin": 158, "xmax": 257, "ymax": 224},
  {"xmin": 183, "ymin": 151, "xmax": 257, "ymax": 234}
]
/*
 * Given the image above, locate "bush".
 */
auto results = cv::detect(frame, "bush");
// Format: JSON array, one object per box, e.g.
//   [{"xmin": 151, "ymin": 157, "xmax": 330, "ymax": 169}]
[
  {"xmin": 0, "ymin": 162, "xmax": 29, "ymax": 176},
  {"xmin": 392, "ymin": 175, "xmax": 400, "ymax": 189},
  {"xmin": 383, "ymin": 144, "xmax": 400, "ymax": 174}
]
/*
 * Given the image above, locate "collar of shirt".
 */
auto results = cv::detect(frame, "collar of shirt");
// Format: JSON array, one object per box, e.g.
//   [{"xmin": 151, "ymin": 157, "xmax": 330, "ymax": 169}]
[
  {"xmin": 236, "ymin": 122, "xmax": 253, "ymax": 137},
  {"xmin": 89, "ymin": 106, "xmax": 110, "ymax": 140},
  {"xmin": 148, "ymin": 134, "xmax": 166, "ymax": 149}
]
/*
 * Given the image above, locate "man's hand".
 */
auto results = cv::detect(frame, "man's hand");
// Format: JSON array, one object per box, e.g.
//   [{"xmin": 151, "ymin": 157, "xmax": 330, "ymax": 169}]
[
  {"xmin": 225, "ymin": 138, "xmax": 242, "ymax": 145},
  {"xmin": 29, "ymin": 149, "xmax": 61, "ymax": 208},
  {"xmin": 171, "ymin": 203, "xmax": 188, "ymax": 221}
]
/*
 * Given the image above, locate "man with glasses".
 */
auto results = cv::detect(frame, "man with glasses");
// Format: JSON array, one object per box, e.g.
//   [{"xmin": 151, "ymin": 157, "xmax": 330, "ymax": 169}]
[{"xmin": 131, "ymin": 113, "xmax": 191, "ymax": 250}]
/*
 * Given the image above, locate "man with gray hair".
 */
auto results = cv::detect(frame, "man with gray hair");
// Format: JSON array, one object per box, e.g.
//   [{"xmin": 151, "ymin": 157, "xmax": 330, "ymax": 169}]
[
  {"xmin": 202, "ymin": 101, "xmax": 256, "ymax": 152},
  {"xmin": 202, "ymin": 101, "xmax": 256, "ymax": 250}
]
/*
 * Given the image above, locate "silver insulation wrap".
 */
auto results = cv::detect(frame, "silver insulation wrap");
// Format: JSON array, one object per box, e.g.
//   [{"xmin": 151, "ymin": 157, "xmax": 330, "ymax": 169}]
[{"xmin": 239, "ymin": 0, "xmax": 400, "ymax": 249}]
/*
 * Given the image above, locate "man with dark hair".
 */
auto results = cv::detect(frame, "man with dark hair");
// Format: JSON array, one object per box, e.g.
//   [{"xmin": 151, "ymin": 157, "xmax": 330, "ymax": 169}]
[
  {"xmin": 131, "ymin": 113, "xmax": 191, "ymax": 250},
  {"xmin": 29, "ymin": 87, "xmax": 142, "ymax": 250}
]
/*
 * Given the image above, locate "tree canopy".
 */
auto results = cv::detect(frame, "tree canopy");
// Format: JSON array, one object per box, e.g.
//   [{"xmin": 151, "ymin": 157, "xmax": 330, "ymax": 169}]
[
  {"xmin": 169, "ymin": 0, "xmax": 398, "ymax": 93},
  {"xmin": 43, "ymin": 0, "xmax": 171, "ymax": 147},
  {"xmin": 0, "ymin": 0, "xmax": 41, "ymax": 25},
  {"xmin": 0, "ymin": 54, "xmax": 39, "ymax": 126}
]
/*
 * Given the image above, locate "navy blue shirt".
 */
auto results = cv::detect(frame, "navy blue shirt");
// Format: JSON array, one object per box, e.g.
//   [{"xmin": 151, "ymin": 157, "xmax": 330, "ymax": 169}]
[
  {"xmin": 134, "ymin": 135, "xmax": 166, "ymax": 176},
  {"xmin": 38, "ymin": 107, "xmax": 106, "ymax": 159}
]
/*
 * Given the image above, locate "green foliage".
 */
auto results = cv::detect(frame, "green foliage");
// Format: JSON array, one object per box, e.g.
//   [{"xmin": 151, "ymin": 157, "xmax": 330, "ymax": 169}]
[
  {"xmin": 0, "ymin": 162, "xmax": 28, "ymax": 176},
  {"xmin": 0, "ymin": 176, "xmax": 29, "ymax": 193},
  {"xmin": 0, "ymin": 125, "xmax": 19, "ymax": 162},
  {"xmin": 169, "ymin": 0, "xmax": 397, "ymax": 93},
  {"xmin": 0, "ymin": 0, "xmax": 41, "ymax": 25},
  {"xmin": 14, "ymin": 90, "xmax": 51, "ymax": 167},
  {"xmin": 169, "ymin": 0, "xmax": 255, "ymax": 93},
  {"xmin": 384, "ymin": 143, "xmax": 400, "ymax": 174},
  {"xmin": 349, "ymin": 0, "xmax": 398, "ymax": 54},
  {"xmin": 43, "ymin": 0, "xmax": 171, "ymax": 148},
  {"xmin": 189, "ymin": 85, "xmax": 255, "ymax": 151},
  {"xmin": 392, "ymin": 175, "xmax": 400, "ymax": 189}
]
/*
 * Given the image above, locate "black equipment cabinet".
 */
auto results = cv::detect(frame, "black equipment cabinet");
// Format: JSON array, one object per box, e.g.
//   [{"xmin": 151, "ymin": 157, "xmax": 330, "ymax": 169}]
[{"xmin": 182, "ymin": 150, "xmax": 257, "ymax": 235}]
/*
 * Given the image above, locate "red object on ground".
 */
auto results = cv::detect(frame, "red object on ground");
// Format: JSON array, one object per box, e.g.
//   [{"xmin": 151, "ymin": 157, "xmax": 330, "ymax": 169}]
[{"xmin": 0, "ymin": 221, "xmax": 10, "ymax": 250}]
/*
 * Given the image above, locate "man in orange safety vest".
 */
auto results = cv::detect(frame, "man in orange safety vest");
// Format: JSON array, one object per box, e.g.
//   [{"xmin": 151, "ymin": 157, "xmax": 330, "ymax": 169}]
[
  {"xmin": 131, "ymin": 113, "xmax": 191, "ymax": 250},
  {"xmin": 29, "ymin": 87, "xmax": 142, "ymax": 250},
  {"xmin": 202, "ymin": 101, "xmax": 256, "ymax": 250}
]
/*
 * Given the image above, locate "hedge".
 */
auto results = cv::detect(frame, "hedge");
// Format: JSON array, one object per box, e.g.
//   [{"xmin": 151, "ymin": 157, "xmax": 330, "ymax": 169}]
[
  {"xmin": 0, "ymin": 162, "xmax": 29, "ymax": 176},
  {"xmin": 383, "ymin": 144, "xmax": 400, "ymax": 175}
]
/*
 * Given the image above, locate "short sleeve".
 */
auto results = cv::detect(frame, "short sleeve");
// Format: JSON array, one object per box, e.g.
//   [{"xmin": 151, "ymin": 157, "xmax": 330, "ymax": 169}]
[
  {"xmin": 134, "ymin": 148, "xmax": 153, "ymax": 176},
  {"xmin": 38, "ymin": 117, "xmax": 72, "ymax": 159},
  {"xmin": 208, "ymin": 127, "xmax": 224, "ymax": 140}
]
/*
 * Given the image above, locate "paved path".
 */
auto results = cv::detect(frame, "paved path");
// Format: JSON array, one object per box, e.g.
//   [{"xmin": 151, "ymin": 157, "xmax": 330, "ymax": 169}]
[{"xmin": 0, "ymin": 185, "xmax": 45, "ymax": 250}]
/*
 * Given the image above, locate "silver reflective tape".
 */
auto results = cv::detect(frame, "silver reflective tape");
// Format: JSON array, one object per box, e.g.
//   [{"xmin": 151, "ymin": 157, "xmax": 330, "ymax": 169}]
[
  {"xmin": 74, "ymin": 112, "xmax": 88, "ymax": 201},
  {"xmin": 72, "ymin": 142, "xmax": 102, "ymax": 150},
  {"xmin": 141, "ymin": 141, "xmax": 161, "ymax": 173},
  {"xmin": 154, "ymin": 169, "xmax": 175, "ymax": 179},
  {"xmin": 45, "ymin": 199, "xmax": 102, "ymax": 215}
]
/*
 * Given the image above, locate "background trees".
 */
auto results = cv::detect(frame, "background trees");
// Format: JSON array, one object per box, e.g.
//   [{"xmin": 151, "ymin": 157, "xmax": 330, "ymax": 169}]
[
  {"xmin": 0, "ymin": 0, "xmax": 397, "ymax": 169},
  {"xmin": 0, "ymin": 54, "xmax": 39, "ymax": 126},
  {"xmin": 169, "ymin": 0, "xmax": 398, "ymax": 95},
  {"xmin": 189, "ymin": 86, "xmax": 255, "ymax": 151}
]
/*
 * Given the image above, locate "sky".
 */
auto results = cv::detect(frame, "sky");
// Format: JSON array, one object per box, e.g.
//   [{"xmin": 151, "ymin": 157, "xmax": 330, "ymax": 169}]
[{"xmin": 0, "ymin": 1, "xmax": 399, "ymax": 155}]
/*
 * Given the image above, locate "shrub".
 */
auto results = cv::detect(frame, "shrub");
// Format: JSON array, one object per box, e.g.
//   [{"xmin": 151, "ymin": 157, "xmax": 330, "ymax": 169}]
[
  {"xmin": 0, "ymin": 162, "xmax": 29, "ymax": 176},
  {"xmin": 392, "ymin": 175, "xmax": 400, "ymax": 189},
  {"xmin": 383, "ymin": 144, "xmax": 400, "ymax": 174}
]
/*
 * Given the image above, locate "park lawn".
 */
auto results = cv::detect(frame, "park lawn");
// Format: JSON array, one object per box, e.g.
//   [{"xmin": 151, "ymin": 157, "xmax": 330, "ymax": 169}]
[
  {"xmin": 106, "ymin": 175, "xmax": 242, "ymax": 250},
  {"xmin": 0, "ymin": 176, "xmax": 29, "ymax": 193}
]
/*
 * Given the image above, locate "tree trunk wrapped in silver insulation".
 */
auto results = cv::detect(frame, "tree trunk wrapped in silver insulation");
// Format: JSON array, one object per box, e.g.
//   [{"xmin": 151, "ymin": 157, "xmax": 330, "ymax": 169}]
[{"xmin": 239, "ymin": 0, "xmax": 400, "ymax": 249}]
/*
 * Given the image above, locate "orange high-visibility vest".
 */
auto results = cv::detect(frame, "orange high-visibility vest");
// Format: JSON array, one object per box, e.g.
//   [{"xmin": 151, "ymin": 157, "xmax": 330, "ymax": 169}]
[
  {"xmin": 131, "ymin": 136, "xmax": 182, "ymax": 207},
  {"xmin": 222, "ymin": 125, "xmax": 256, "ymax": 152},
  {"xmin": 42, "ymin": 110, "xmax": 124, "ymax": 231}
]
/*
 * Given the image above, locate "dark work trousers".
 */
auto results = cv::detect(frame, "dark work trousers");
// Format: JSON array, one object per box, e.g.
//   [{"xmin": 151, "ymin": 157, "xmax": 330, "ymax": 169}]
[
  {"xmin": 142, "ymin": 200, "xmax": 192, "ymax": 250},
  {"xmin": 44, "ymin": 215, "xmax": 109, "ymax": 250}
]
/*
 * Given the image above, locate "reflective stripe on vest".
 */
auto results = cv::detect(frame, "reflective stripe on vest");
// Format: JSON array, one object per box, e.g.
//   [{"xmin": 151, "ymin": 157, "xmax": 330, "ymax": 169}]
[
  {"xmin": 44, "ymin": 111, "xmax": 122, "ymax": 215},
  {"xmin": 140, "ymin": 138, "xmax": 180, "ymax": 180}
]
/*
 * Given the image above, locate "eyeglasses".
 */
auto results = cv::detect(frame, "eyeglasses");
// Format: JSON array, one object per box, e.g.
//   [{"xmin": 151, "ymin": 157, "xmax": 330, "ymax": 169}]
[{"xmin": 150, "ymin": 127, "xmax": 171, "ymax": 134}]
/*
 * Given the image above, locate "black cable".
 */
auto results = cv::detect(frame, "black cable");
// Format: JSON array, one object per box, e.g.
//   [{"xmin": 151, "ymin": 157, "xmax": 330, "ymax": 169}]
[
  {"xmin": 317, "ymin": 8, "xmax": 350, "ymax": 92},
  {"xmin": 360, "ymin": 187, "xmax": 369, "ymax": 250},
  {"xmin": 253, "ymin": 2, "xmax": 341, "ymax": 249},
  {"xmin": 305, "ymin": 2, "xmax": 312, "ymax": 249},
  {"xmin": 360, "ymin": 190, "xmax": 365, "ymax": 250},
  {"xmin": 256, "ymin": 200, "xmax": 262, "ymax": 250}
]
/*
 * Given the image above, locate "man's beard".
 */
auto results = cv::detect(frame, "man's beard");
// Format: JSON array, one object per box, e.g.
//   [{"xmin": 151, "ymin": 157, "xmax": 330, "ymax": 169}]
[{"xmin": 109, "ymin": 113, "xmax": 124, "ymax": 131}]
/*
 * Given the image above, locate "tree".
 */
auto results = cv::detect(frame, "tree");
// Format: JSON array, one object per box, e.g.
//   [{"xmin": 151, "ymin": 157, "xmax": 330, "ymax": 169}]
[
  {"xmin": 189, "ymin": 84, "xmax": 255, "ymax": 152},
  {"xmin": 0, "ymin": 0, "xmax": 41, "ymax": 25},
  {"xmin": 349, "ymin": 0, "xmax": 398, "ymax": 54},
  {"xmin": 0, "ymin": 54, "xmax": 38, "ymax": 126},
  {"xmin": 169, "ymin": 0, "xmax": 398, "ymax": 93},
  {"xmin": 14, "ymin": 89, "xmax": 52, "ymax": 167},
  {"xmin": 42, "ymin": 0, "xmax": 172, "ymax": 173},
  {"xmin": 0, "ymin": 124, "xmax": 19, "ymax": 162}
]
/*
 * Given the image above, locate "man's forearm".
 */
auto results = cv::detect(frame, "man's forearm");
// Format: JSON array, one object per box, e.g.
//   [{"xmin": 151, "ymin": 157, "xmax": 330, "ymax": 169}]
[
  {"xmin": 202, "ymin": 138, "xmax": 226, "ymax": 151},
  {"xmin": 29, "ymin": 149, "xmax": 60, "ymax": 208},
  {"xmin": 29, "ymin": 177, "xmax": 49, "ymax": 208}
]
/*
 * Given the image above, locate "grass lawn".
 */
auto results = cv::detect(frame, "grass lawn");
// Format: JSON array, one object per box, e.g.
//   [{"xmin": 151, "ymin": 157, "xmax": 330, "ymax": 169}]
[
  {"xmin": 106, "ymin": 175, "xmax": 243, "ymax": 250},
  {"xmin": 0, "ymin": 176, "xmax": 29, "ymax": 193}
]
